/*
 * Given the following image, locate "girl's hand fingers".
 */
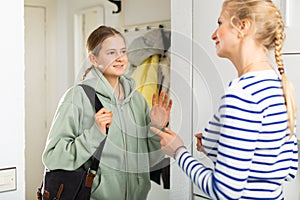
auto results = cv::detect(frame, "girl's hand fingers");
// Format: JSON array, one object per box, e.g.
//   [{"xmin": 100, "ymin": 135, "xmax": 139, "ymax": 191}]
[
  {"xmin": 94, "ymin": 109, "xmax": 113, "ymax": 134},
  {"xmin": 95, "ymin": 110, "xmax": 113, "ymax": 117},
  {"xmin": 97, "ymin": 107, "xmax": 108, "ymax": 115},
  {"xmin": 158, "ymin": 90, "xmax": 164, "ymax": 105},
  {"xmin": 162, "ymin": 92, "xmax": 168, "ymax": 108},
  {"xmin": 152, "ymin": 93, "xmax": 157, "ymax": 107},
  {"xmin": 166, "ymin": 99, "xmax": 173, "ymax": 111}
]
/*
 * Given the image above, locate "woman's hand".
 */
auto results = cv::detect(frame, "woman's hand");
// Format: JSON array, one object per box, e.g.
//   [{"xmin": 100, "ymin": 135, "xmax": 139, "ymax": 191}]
[
  {"xmin": 150, "ymin": 91, "xmax": 172, "ymax": 128},
  {"xmin": 150, "ymin": 127, "xmax": 185, "ymax": 159},
  {"xmin": 195, "ymin": 133, "xmax": 207, "ymax": 155},
  {"xmin": 94, "ymin": 108, "xmax": 113, "ymax": 135}
]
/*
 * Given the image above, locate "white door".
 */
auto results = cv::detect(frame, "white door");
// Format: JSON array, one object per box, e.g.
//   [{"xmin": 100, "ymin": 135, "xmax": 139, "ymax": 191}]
[{"xmin": 24, "ymin": 5, "xmax": 48, "ymax": 200}]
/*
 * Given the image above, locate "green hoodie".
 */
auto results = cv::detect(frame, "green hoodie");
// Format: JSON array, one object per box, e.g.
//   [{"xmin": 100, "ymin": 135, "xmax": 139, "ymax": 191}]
[{"xmin": 42, "ymin": 68, "xmax": 164, "ymax": 200}]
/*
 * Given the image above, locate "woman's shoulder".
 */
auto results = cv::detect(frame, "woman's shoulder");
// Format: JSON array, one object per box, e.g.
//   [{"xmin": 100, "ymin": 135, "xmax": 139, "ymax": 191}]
[
  {"xmin": 224, "ymin": 70, "xmax": 282, "ymax": 105},
  {"xmin": 229, "ymin": 70, "xmax": 280, "ymax": 91}
]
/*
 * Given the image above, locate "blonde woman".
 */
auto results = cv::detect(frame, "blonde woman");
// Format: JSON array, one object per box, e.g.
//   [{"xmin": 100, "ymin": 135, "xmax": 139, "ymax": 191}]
[{"xmin": 151, "ymin": 0, "xmax": 298, "ymax": 199}]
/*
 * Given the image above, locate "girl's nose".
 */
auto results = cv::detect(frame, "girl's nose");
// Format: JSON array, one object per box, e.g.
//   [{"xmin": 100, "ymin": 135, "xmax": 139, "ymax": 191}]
[{"xmin": 115, "ymin": 53, "xmax": 126, "ymax": 61}]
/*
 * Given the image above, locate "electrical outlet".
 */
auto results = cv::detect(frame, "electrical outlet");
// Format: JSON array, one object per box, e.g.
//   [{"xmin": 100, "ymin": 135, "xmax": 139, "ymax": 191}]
[{"xmin": 0, "ymin": 167, "xmax": 16, "ymax": 192}]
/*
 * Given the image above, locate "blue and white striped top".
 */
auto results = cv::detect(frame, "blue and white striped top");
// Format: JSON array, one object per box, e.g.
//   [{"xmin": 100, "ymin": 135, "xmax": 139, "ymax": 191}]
[{"xmin": 177, "ymin": 70, "xmax": 298, "ymax": 199}]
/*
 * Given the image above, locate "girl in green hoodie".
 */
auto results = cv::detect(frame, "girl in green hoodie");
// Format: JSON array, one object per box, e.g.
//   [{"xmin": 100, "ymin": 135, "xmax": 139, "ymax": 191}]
[{"xmin": 42, "ymin": 25, "xmax": 172, "ymax": 200}]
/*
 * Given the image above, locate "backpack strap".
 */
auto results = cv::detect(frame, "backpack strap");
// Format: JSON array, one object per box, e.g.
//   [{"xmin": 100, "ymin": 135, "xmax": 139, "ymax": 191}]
[{"xmin": 79, "ymin": 84, "xmax": 108, "ymax": 172}]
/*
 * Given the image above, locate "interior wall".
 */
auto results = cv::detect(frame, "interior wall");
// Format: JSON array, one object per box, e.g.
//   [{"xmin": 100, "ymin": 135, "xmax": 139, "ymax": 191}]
[
  {"xmin": 122, "ymin": 0, "xmax": 170, "ymax": 26},
  {"xmin": 0, "ymin": 0, "xmax": 25, "ymax": 199}
]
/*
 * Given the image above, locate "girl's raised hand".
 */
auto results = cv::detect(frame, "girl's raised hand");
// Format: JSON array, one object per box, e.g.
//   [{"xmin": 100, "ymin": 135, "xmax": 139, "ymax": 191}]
[{"xmin": 150, "ymin": 91, "xmax": 172, "ymax": 128}]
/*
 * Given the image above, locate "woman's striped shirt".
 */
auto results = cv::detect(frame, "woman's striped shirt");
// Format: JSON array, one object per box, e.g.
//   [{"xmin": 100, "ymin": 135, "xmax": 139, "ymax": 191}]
[{"xmin": 177, "ymin": 70, "xmax": 298, "ymax": 199}]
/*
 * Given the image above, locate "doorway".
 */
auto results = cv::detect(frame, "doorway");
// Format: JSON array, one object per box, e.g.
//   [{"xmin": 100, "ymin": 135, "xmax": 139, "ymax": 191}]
[{"xmin": 24, "ymin": 5, "xmax": 48, "ymax": 199}]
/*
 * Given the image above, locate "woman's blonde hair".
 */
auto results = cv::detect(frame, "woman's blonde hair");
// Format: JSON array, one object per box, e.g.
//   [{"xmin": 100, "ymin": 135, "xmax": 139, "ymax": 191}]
[{"xmin": 223, "ymin": 0, "xmax": 296, "ymax": 137}]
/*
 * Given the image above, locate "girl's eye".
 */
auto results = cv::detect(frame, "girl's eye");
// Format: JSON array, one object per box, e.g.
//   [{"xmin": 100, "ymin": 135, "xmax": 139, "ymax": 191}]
[
  {"xmin": 218, "ymin": 21, "xmax": 222, "ymax": 26},
  {"xmin": 108, "ymin": 51, "xmax": 116, "ymax": 55},
  {"xmin": 121, "ymin": 49, "xmax": 126, "ymax": 54}
]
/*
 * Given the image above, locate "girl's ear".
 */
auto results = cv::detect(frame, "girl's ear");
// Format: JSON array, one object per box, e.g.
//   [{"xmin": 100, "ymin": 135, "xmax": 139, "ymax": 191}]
[{"xmin": 89, "ymin": 53, "xmax": 97, "ymax": 66}]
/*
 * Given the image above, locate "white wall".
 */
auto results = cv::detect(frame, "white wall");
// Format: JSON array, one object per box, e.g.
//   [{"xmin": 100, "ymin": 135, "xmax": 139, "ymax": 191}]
[
  {"xmin": 0, "ymin": 0, "xmax": 25, "ymax": 199},
  {"xmin": 123, "ymin": 0, "xmax": 170, "ymax": 26}
]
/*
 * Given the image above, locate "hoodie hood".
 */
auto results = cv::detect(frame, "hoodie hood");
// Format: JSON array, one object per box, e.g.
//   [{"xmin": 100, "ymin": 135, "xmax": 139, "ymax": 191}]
[{"xmin": 81, "ymin": 67, "xmax": 136, "ymax": 105}]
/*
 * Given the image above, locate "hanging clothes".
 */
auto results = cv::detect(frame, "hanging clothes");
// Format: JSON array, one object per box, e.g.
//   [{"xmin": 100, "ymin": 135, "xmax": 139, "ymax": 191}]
[
  {"xmin": 131, "ymin": 54, "xmax": 160, "ymax": 108},
  {"xmin": 126, "ymin": 28, "xmax": 170, "ymax": 68},
  {"xmin": 126, "ymin": 28, "xmax": 171, "ymax": 107}
]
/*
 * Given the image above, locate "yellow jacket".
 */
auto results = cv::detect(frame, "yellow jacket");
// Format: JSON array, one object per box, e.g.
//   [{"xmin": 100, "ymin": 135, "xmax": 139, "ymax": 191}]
[{"xmin": 131, "ymin": 55, "xmax": 160, "ymax": 108}]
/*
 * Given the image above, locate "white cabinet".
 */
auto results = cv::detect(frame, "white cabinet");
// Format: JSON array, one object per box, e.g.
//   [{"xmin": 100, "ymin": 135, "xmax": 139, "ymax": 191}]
[
  {"xmin": 283, "ymin": 0, "xmax": 300, "ymax": 53},
  {"xmin": 283, "ymin": 54, "xmax": 300, "ymax": 140}
]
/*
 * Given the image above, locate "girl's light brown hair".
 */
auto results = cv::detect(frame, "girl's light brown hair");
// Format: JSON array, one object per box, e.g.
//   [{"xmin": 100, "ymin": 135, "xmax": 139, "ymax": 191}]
[
  {"xmin": 223, "ymin": 0, "xmax": 296, "ymax": 137},
  {"xmin": 82, "ymin": 25, "xmax": 125, "ymax": 80}
]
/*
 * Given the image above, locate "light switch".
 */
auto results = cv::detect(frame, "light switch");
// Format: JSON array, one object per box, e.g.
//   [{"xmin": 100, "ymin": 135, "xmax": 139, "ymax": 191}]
[{"xmin": 0, "ymin": 167, "xmax": 16, "ymax": 192}]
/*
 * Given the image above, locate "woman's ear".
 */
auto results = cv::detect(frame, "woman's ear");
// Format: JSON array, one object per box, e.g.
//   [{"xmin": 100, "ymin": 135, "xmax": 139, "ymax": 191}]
[{"xmin": 238, "ymin": 19, "xmax": 251, "ymax": 37}]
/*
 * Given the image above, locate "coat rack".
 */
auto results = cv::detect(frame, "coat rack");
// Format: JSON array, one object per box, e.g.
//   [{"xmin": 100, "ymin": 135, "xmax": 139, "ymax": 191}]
[{"xmin": 108, "ymin": 0, "xmax": 121, "ymax": 14}]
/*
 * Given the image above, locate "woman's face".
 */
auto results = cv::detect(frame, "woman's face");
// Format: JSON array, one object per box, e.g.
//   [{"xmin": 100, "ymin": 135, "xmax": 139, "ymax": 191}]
[
  {"xmin": 96, "ymin": 35, "xmax": 128, "ymax": 78},
  {"xmin": 211, "ymin": 10, "xmax": 240, "ymax": 59}
]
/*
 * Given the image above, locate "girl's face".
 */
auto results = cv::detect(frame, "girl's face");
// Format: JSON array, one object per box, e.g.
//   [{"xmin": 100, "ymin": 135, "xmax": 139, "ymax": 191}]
[
  {"xmin": 211, "ymin": 10, "xmax": 240, "ymax": 59},
  {"xmin": 95, "ymin": 35, "xmax": 128, "ymax": 78}
]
